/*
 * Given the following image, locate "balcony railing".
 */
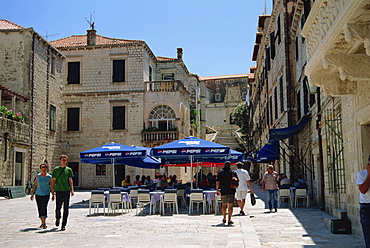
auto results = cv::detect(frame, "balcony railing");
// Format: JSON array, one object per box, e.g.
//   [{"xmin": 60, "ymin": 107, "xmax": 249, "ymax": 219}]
[
  {"xmin": 142, "ymin": 131, "xmax": 180, "ymax": 142},
  {"xmin": 145, "ymin": 80, "xmax": 189, "ymax": 98},
  {"xmin": 0, "ymin": 116, "xmax": 31, "ymax": 144}
]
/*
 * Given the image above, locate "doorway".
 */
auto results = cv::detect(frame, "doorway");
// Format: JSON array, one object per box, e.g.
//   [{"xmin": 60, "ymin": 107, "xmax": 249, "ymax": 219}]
[{"xmin": 115, "ymin": 164, "xmax": 125, "ymax": 187}]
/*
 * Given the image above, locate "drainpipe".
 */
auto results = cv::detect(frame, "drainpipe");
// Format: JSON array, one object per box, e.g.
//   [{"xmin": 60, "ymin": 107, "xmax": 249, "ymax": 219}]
[{"xmin": 316, "ymin": 89, "xmax": 325, "ymax": 209}]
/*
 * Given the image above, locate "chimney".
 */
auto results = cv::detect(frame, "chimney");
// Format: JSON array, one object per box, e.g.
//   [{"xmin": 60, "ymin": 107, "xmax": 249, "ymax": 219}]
[
  {"xmin": 177, "ymin": 48, "xmax": 183, "ymax": 60},
  {"xmin": 87, "ymin": 29, "xmax": 96, "ymax": 46}
]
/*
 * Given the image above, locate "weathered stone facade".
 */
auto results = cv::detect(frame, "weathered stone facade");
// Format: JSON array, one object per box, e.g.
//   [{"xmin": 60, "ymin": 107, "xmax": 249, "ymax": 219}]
[
  {"xmin": 50, "ymin": 31, "xmax": 198, "ymax": 188},
  {"xmin": 249, "ymin": 0, "xmax": 370, "ymax": 239},
  {"xmin": 0, "ymin": 20, "xmax": 64, "ymax": 187}
]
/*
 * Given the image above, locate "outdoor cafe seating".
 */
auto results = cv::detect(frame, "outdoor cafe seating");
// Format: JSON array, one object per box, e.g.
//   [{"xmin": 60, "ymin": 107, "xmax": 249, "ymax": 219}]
[
  {"xmin": 189, "ymin": 189, "xmax": 206, "ymax": 214},
  {"xmin": 89, "ymin": 190, "xmax": 106, "ymax": 216},
  {"xmin": 161, "ymin": 189, "xmax": 179, "ymax": 214}
]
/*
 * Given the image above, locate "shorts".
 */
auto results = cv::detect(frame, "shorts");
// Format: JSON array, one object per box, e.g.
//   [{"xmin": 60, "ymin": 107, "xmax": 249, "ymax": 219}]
[
  {"xmin": 221, "ymin": 194, "xmax": 235, "ymax": 204},
  {"xmin": 236, "ymin": 190, "xmax": 248, "ymax": 200}
]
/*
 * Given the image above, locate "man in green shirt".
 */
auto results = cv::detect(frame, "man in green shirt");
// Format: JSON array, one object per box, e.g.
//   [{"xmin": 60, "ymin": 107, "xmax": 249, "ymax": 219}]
[{"xmin": 51, "ymin": 155, "xmax": 74, "ymax": 231}]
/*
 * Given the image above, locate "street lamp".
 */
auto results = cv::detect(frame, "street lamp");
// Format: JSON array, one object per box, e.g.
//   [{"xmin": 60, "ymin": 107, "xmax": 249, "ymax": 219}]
[{"xmin": 66, "ymin": 142, "xmax": 71, "ymax": 152}]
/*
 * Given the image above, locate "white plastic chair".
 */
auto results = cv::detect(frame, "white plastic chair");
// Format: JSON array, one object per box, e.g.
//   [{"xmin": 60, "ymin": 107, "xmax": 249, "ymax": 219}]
[
  {"xmin": 130, "ymin": 188, "xmax": 139, "ymax": 206},
  {"xmin": 176, "ymin": 188, "xmax": 187, "ymax": 207},
  {"xmin": 136, "ymin": 189, "xmax": 152, "ymax": 215},
  {"xmin": 162, "ymin": 189, "xmax": 179, "ymax": 214},
  {"xmin": 214, "ymin": 194, "xmax": 223, "ymax": 215},
  {"xmin": 189, "ymin": 189, "xmax": 205, "ymax": 214},
  {"xmin": 294, "ymin": 188, "xmax": 309, "ymax": 207},
  {"xmin": 89, "ymin": 190, "xmax": 106, "ymax": 215},
  {"xmin": 278, "ymin": 189, "xmax": 292, "ymax": 207},
  {"xmin": 108, "ymin": 190, "xmax": 124, "ymax": 215}
]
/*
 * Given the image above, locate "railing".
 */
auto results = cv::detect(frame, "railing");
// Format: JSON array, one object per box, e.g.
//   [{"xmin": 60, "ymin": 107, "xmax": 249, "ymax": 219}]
[
  {"xmin": 141, "ymin": 131, "xmax": 180, "ymax": 142},
  {"xmin": 0, "ymin": 116, "xmax": 31, "ymax": 144},
  {"xmin": 145, "ymin": 80, "xmax": 190, "ymax": 98}
]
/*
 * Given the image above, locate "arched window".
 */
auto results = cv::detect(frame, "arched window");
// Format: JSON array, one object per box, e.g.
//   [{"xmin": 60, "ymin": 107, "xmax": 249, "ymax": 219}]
[{"xmin": 149, "ymin": 105, "xmax": 176, "ymax": 131}]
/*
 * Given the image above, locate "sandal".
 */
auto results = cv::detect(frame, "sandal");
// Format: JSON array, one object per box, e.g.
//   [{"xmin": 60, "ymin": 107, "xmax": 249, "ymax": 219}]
[
  {"xmin": 39, "ymin": 224, "xmax": 47, "ymax": 229},
  {"xmin": 222, "ymin": 219, "xmax": 226, "ymax": 224},
  {"xmin": 228, "ymin": 221, "xmax": 234, "ymax": 225}
]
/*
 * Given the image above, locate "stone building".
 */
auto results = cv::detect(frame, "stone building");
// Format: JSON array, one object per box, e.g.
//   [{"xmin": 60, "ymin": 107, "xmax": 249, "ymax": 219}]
[
  {"xmin": 0, "ymin": 20, "xmax": 64, "ymax": 187},
  {"xmin": 301, "ymin": 0, "xmax": 370, "ymax": 239},
  {"xmin": 50, "ymin": 29, "xmax": 198, "ymax": 188},
  {"xmin": 199, "ymin": 74, "xmax": 252, "ymax": 152},
  {"xmin": 249, "ymin": 0, "xmax": 370, "ymax": 238}
]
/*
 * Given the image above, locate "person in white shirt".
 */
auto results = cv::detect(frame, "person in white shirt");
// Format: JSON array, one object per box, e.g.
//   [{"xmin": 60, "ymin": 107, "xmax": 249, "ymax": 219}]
[
  {"xmin": 235, "ymin": 162, "xmax": 253, "ymax": 215},
  {"xmin": 357, "ymin": 156, "xmax": 370, "ymax": 248}
]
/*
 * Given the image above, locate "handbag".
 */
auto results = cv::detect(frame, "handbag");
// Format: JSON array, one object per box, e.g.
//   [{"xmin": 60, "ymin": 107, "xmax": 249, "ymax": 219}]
[
  {"xmin": 229, "ymin": 171, "xmax": 239, "ymax": 189},
  {"xmin": 250, "ymin": 193, "xmax": 256, "ymax": 206}
]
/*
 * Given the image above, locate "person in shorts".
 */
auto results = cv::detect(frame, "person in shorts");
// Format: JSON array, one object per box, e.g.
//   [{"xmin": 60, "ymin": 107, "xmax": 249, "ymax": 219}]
[
  {"xmin": 235, "ymin": 162, "xmax": 253, "ymax": 215},
  {"xmin": 216, "ymin": 161, "xmax": 236, "ymax": 225}
]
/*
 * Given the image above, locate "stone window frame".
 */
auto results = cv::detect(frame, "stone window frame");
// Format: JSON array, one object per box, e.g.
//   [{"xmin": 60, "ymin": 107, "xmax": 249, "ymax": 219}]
[
  {"xmin": 110, "ymin": 100, "xmax": 128, "ymax": 131},
  {"xmin": 110, "ymin": 54, "xmax": 128, "ymax": 84},
  {"xmin": 66, "ymin": 59, "xmax": 82, "ymax": 84},
  {"xmin": 65, "ymin": 102, "xmax": 82, "ymax": 132},
  {"xmin": 49, "ymin": 104, "xmax": 56, "ymax": 132}
]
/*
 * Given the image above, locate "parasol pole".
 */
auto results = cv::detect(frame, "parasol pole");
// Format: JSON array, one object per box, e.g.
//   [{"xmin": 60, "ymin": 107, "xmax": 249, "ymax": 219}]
[
  {"xmin": 190, "ymin": 155, "xmax": 193, "ymax": 189},
  {"xmin": 112, "ymin": 158, "xmax": 115, "ymax": 188}
]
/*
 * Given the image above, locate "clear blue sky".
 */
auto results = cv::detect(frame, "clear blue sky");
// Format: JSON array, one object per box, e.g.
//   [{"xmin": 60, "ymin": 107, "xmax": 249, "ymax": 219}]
[{"xmin": 0, "ymin": 0, "xmax": 271, "ymax": 77}]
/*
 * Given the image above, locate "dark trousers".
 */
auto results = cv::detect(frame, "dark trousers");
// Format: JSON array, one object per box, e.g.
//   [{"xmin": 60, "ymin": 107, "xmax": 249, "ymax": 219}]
[
  {"xmin": 55, "ymin": 191, "xmax": 71, "ymax": 227},
  {"xmin": 36, "ymin": 195, "xmax": 50, "ymax": 218},
  {"xmin": 360, "ymin": 203, "xmax": 370, "ymax": 248}
]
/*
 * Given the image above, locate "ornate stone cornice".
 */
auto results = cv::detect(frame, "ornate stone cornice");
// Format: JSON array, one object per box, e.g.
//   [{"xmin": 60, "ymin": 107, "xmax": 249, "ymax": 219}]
[{"xmin": 301, "ymin": 0, "xmax": 370, "ymax": 96}]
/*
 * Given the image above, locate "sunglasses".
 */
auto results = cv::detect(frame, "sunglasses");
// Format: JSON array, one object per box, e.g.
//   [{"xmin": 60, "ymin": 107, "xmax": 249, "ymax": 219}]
[{"xmin": 41, "ymin": 166, "xmax": 47, "ymax": 168}]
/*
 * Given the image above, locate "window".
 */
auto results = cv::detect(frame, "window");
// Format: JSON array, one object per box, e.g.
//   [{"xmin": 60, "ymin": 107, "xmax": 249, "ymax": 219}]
[
  {"xmin": 274, "ymin": 87, "xmax": 278, "ymax": 118},
  {"xmin": 148, "ymin": 105, "xmax": 176, "ymax": 131},
  {"xmin": 270, "ymin": 32, "xmax": 275, "ymax": 60},
  {"xmin": 297, "ymin": 91, "xmax": 301, "ymax": 118},
  {"xmin": 67, "ymin": 108, "xmax": 80, "ymax": 131},
  {"xmin": 51, "ymin": 55, "xmax": 56, "ymax": 75},
  {"xmin": 67, "ymin": 62, "xmax": 80, "ymax": 84},
  {"xmin": 279, "ymin": 77, "xmax": 284, "ymax": 113},
  {"xmin": 50, "ymin": 105, "xmax": 56, "ymax": 131},
  {"xmin": 215, "ymin": 80, "xmax": 220, "ymax": 84},
  {"xmin": 14, "ymin": 151, "xmax": 23, "ymax": 186},
  {"xmin": 277, "ymin": 15, "xmax": 281, "ymax": 44},
  {"xmin": 229, "ymin": 80, "xmax": 234, "ymax": 83},
  {"xmin": 113, "ymin": 106, "xmax": 125, "ymax": 130},
  {"xmin": 215, "ymin": 93, "xmax": 221, "ymax": 102},
  {"xmin": 96, "ymin": 164, "xmax": 107, "ymax": 176},
  {"xmin": 162, "ymin": 73, "xmax": 174, "ymax": 81},
  {"xmin": 303, "ymin": 79, "xmax": 309, "ymax": 114},
  {"xmin": 242, "ymin": 78, "xmax": 247, "ymax": 82},
  {"xmin": 112, "ymin": 60, "xmax": 125, "ymax": 82},
  {"xmin": 149, "ymin": 66, "xmax": 152, "ymax": 81},
  {"xmin": 295, "ymin": 37, "xmax": 299, "ymax": 61}
]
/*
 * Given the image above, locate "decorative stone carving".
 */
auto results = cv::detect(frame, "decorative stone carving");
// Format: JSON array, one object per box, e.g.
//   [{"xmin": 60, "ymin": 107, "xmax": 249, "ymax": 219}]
[
  {"xmin": 344, "ymin": 22, "xmax": 370, "ymax": 55},
  {"xmin": 309, "ymin": 73, "xmax": 357, "ymax": 96}
]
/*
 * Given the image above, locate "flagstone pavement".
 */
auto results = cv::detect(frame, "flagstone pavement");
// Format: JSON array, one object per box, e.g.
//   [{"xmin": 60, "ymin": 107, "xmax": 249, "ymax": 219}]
[{"xmin": 0, "ymin": 183, "xmax": 365, "ymax": 248}]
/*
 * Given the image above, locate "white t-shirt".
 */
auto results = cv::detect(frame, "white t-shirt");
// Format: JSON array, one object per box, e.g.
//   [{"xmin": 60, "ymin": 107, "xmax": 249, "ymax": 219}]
[
  {"xmin": 235, "ymin": 168, "xmax": 251, "ymax": 191},
  {"xmin": 356, "ymin": 169, "xmax": 370, "ymax": 203}
]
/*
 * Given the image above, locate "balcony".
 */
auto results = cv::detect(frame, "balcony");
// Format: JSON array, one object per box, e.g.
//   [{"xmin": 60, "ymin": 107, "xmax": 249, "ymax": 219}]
[
  {"xmin": 145, "ymin": 80, "xmax": 189, "ymax": 98},
  {"xmin": 0, "ymin": 116, "xmax": 31, "ymax": 144},
  {"xmin": 141, "ymin": 130, "xmax": 185, "ymax": 147}
]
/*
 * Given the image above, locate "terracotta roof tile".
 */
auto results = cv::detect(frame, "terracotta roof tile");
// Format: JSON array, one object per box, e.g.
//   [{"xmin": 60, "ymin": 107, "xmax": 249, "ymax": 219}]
[
  {"xmin": 0, "ymin": 19, "xmax": 25, "ymax": 29},
  {"xmin": 156, "ymin": 56, "xmax": 177, "ymax": 61},
  {"xmin": 200, "ymin": 74, "xmax": 253, "ymax": 80},
  {"xmin": 50, "ymin": 34, "xmax": 144, "ymax": 48}
]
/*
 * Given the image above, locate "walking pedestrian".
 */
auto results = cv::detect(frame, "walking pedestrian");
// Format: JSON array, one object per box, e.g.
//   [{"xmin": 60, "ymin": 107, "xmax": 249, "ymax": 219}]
[
  {"xmin": 357, "ymin": 156, "xmax": 370, "ymax": 248},
  {"xmin": 30, "ymin": 163, "xmax": 53, "ymax": 229},
  {"xmin": 262, "ymin": 165, "xmax": 279, "ymax": 213},
  {"xmin": 235, "ymin": 162, "xmax": 253, "ymax": 216},
  {"xmin": 51, "ymin": 155, "xmax": 74, "ymax": 231},
  {"xmin": 216, "ymin": 161, "xmax": 236, "ymax": 225}
]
